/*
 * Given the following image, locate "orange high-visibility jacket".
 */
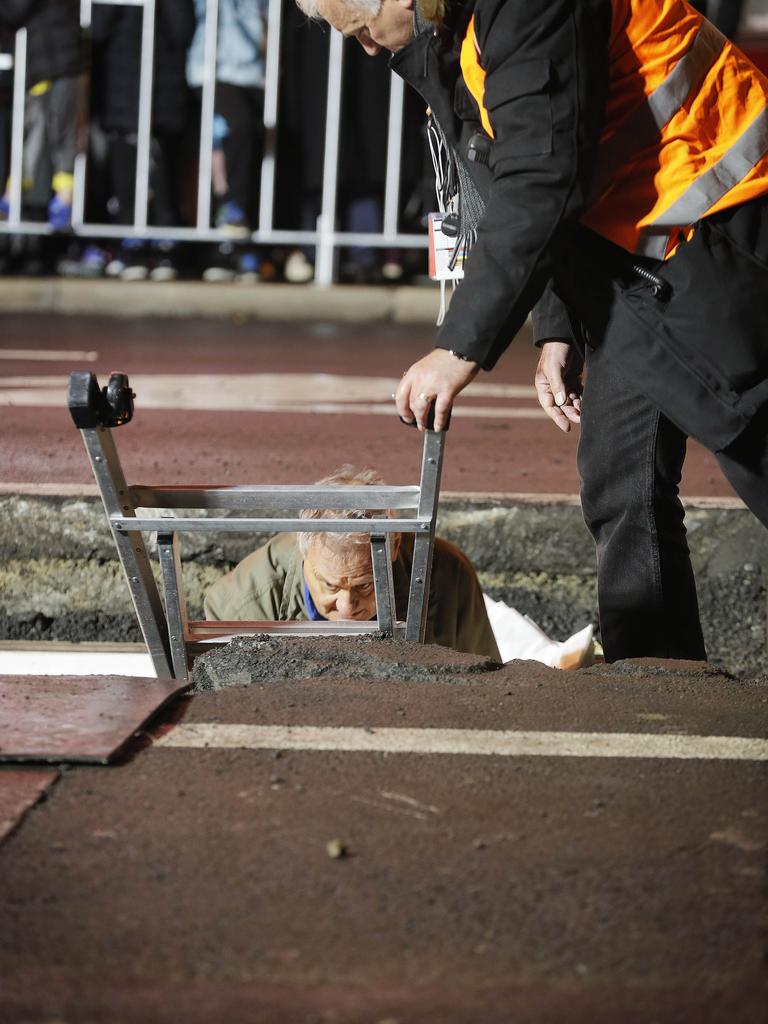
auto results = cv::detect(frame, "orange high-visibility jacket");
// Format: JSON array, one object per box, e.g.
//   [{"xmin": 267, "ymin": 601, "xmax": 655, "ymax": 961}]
[{"xmin": 460, "ymin": 0, "xmax": 768, "ymax": 259}]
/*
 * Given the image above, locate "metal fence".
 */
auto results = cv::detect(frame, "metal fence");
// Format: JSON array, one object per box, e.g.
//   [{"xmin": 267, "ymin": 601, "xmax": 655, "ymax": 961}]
[
  {"xmin": 0, "ymin": 0, "xmax": 427, "ymax": 284},
  {"xmin": 3, "ymin": 0, "xmax": 768, "ymax": 284}
]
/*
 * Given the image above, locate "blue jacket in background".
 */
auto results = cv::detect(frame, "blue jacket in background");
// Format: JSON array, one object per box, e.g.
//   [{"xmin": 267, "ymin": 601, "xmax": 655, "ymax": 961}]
[{"xmin": 187, "ymin": 0, "xmax": 268, "ymax": 89}]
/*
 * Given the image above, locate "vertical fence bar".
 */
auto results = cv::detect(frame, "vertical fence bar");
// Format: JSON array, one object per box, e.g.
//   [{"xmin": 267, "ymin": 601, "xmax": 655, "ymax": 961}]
[
  {"xmin": 383, "ymin": 72, "xmax": 405, "ymax": 236},
  {"xmin": 71, "ymin": 152, "xmax": 87, "ymax": 228},
  {"xmin": 134, "ymin": 0, "xmax": 156, "ymax": 232},
  {"xmin": 196, "ymin": 0, "xmax": 219, "ymax": 231},
  {"xmin": 8, "ymin": 30, "xmax": 27, "ymax": 228},
  {"xmin": 315, "ymin": 31, "xmax": 344, "ymax": 286},
  {"xmin": 258, "ymin": 0, "xmax": 283, "ymax": 232},
  {"xmin": 72, "ymin": 0, "xmax": 92, "ymax": 229}
]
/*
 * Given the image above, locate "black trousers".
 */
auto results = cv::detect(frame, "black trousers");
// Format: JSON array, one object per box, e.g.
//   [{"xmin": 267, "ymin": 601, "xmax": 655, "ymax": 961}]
[
  {"xmin": 107, "ymin": 130, "xmax": 184, "ymax": 228},
  {"xmin": 213, "ymin": 82, "xmax": 264, "ymax": 222},
  {"xmin": 578, "ymin": 328, "xmax": 768, "ymax": 665}
]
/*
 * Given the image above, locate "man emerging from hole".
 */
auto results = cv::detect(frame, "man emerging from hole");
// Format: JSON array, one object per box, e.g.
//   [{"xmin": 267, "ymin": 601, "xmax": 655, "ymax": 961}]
[
  {"xmin": 204, "ymin": 466, "xmax": 596, "ymax": 668},
  {"xmin": 204, "ymin": 465, "xmax": 501, "ymax": 660}
]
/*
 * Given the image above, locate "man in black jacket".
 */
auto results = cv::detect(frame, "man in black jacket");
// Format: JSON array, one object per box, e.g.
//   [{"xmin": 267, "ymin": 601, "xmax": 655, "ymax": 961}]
[{"xmin": 301, "ymin": 0, "xmax": 768, "ymax": 665}]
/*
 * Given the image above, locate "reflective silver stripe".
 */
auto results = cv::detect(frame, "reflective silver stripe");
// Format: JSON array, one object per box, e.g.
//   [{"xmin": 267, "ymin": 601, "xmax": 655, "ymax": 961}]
[
  {"xmin": 635, "ymin": 104, "xmax": 768, "ymax": 257},
  {"xmin": 588, "ymin": 21, "xmax": 726, "ymax": 204},
  {"xmin": 653, "ymin": 105, "xmax": 768, "ymax": 225},
  {"xmin": 633, "ymin": 231, "xmax": 670, "ymax": 261}
]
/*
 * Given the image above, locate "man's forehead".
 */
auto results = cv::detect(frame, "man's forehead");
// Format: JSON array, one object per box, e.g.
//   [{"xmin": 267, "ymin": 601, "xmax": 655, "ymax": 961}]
[
  {"xmin": 316, "ymin": 0, "xmax": 364, "ymax": 32},
  {"xmin": 307, "ymin": 540, "xmax": 373, "ymax": 580}
]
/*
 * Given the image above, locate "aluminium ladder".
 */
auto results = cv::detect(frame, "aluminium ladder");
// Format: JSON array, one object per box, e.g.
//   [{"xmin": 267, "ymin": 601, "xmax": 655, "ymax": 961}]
[{"xmin": 68, "ymin": 371, "xmax": 446, "ymax": 680}]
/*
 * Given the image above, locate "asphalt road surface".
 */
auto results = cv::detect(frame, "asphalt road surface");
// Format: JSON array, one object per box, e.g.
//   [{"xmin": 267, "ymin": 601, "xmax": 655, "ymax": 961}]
[
  {"xmin": 2, "ymin": 643, "xmax": 768, "ymax": 1024},
  {"xmin": 0, "ymin": 313, "xmax": 733, "ymax": 499}
]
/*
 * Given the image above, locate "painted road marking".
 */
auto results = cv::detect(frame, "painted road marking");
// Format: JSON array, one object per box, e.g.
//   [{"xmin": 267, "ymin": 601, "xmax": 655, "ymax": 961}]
[
  {"xmin": 155, "ymin": 724, "xmax": 768, "ymax": 762},
  {"xmin": 0, "ymin": 372, "xmax": 544, "ymax": 418},
  {"xmin": 0, "ymin": 349, "xmax": 98, "ymax": 362}
]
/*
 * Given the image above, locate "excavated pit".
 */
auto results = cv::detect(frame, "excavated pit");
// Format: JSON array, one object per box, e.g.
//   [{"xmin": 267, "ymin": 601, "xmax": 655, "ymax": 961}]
[{"xmin": 1, "ymin": 493, "xmax": 766, "ymax": 676}]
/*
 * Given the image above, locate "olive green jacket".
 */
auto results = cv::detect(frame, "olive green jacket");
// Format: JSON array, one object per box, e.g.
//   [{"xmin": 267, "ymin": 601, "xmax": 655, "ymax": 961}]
[{"xmin": 204, "ymin": 532, "xmax": 500, "ymax": 661}]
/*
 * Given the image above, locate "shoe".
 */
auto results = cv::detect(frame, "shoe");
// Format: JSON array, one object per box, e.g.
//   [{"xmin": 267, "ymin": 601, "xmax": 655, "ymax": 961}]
[
  {"xmin": 235, "ymin": 250, "xmax": 260, "ymax": 284},
  {"xmin": 57, "ymin": 243, "xmax": 108, "ymax": 278},
  {"xmin": 283, "ymin": 249, "xmax": 314, "ymax": 283},
  {"xmin": 149, "ymin": 240, "xmax": 179, "ymax": 282},
  {"xmin": 381, "ymin": 252, "xmax": 404, "ymax": 282},
  {"xmin": 202, "ymin": 241, "xmax": 237, "ymax": 282},
  {"xmin": 79, "ymin": 245, "xmax": 109, "ymax": 277},
  {"xmin": 215, "ymin": 200, "xmax": 249, "ymax": 238},
  {"xmin": 339, "ymin": 260, "xmax": 381, "ymax": 284},
  {"xmin": 106, "ymin": 238, "xmax": 141, "ymax": 278},
  {"xmin": 47, "ymin": 195, "xmax": 72, "ymax": 231},
  {"xmin": 116, "ymin": 239, "xmax": 149, "ymax": 281}
]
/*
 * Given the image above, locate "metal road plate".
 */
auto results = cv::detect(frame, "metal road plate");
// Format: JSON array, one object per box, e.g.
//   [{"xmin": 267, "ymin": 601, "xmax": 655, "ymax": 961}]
[
  {"xmin": 0, "ymin": 768, "xmax": 59, "ymax": 841},
  {"xmin": 0, "ymin": 675, "xmax": 188, "ymax": 764}
]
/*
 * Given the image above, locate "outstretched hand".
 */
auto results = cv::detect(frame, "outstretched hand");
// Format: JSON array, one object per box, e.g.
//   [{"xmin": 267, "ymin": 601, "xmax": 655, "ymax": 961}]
[
  {"xmin": 395, "ymin": 348, "xmax": 479, "ymax": 432},
  {"xmin": 534, "ymin": 339, "xmax": 584, "ymax": 433}
]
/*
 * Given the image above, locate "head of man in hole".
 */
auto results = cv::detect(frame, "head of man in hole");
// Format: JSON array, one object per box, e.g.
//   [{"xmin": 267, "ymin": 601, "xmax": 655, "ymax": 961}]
[{"xmin": 299, "ymin": 468, "xmax": 400, "ymax": 622}]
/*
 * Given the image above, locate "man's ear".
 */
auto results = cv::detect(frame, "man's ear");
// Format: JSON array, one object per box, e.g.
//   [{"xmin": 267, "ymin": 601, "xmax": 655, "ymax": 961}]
[{"xmin": 390, "ymin": 533, "xmax": 402, "ymax": 562}]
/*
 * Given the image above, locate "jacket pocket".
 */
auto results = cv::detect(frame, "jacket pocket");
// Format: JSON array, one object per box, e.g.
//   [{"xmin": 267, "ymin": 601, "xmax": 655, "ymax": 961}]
[{"xmin": 484, "ymin": 59, "xmax": 552, "ymax": 156}]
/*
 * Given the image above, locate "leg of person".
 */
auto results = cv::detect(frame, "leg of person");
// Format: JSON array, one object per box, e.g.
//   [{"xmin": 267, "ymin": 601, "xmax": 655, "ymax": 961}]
[
  {"xmin": 46, "ymin": 76, "xmax": 79, "ymax": 228},
  {"xmin": 578, "ymin": 341, "xmax": 707, "ymax": 662},
  {"xmin": 214, "ymin": 82, "xmax": 262, "ymax": 229},
  {"xmin": 715, "ymin": 402, "xmax": 768, "ymax": 529},
  {"xmin": 21, "ymin": 89, "xmax": 47, "ymax": 199}
]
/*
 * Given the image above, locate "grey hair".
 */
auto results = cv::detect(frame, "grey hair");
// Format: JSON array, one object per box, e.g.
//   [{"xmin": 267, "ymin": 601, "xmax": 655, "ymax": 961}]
[
  {"xmin": 295, "ymin": 0, "xmax": 381, "ymax": 19},
  {"xmin": 298, "ymin": 465, "xmax": 394, "ymax": 557}
]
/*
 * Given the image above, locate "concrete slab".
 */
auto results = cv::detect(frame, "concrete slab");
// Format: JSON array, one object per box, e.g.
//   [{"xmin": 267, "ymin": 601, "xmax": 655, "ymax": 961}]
[
  {"xmin": 0, "ymin": 768, "xmax": 58, "ymax": 842},
  {"xmin": 0, "ymin": 278, "xmax": 439, "ymax": 323},
  {"xmin": 0, "ymin": 675, "xmax": 187, "ymax": 763}
]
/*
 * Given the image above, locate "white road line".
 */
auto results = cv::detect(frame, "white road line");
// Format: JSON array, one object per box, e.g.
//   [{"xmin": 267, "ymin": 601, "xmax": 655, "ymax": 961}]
[
  {"xmin": 0, "ymin": 372, "xmax": 541, "ymax": 418},
  {"xmin": 154, "ymin": 724, "xmax": 768, "ymax": 762},
  {"xmin": 0, "ymin": 350, "xmax": 98, "ymax": 362},
  {"xmin": 0, "ymin": 390, "xmax": 546, "ymax": 419}
]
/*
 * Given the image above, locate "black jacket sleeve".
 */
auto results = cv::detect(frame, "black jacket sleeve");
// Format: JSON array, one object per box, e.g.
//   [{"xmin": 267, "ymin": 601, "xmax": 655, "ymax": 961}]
[
  {"xmin": 436, "ymin": 0, "xmax": 611, "ymax": 369},
  {"xmin": 531, "ymin": 281, "xmax": 573, "ymax": 345}
]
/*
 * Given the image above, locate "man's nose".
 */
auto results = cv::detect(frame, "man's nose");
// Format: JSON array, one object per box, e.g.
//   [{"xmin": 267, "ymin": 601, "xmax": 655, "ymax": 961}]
[{"xmin": 335, "ymin": 589, "xmax": 357, "ymax": 617}]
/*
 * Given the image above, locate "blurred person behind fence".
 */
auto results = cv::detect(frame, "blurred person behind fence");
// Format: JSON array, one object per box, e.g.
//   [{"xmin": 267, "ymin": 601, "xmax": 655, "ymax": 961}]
[
  {"xmin": 0, "ymin": 0, "xmax": 87, "ymax": 230},
  {"xmin": 91, "ymin": 0, "xmax": 195, "ymax": 280},
  {"xmin": 187, "ymin": 0, "xmax": 268, "ymax": 281}
]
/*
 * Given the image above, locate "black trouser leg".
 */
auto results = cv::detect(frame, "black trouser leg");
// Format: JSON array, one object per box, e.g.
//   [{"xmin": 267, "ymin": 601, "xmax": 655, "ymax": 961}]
[
  {"xmin": 214, "ymin": 82, "xmax": 265, "ymax": 221},
  {"xmin": 578, "ymin": 342, "xmax": 706, "ymax": 662}
]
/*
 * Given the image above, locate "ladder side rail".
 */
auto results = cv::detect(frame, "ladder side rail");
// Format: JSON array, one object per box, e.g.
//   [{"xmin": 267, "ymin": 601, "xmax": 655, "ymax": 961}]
[
  {"xmin": 129, "ymin": 484, "xmax": 421, "ymax": 512},
  {"xmin": 112, "ymin": 516, "xmax": 427, "ymax": 534},
  {"xmin": 405, "ymin": 430, "xmax": 446, "ymax": 642},
  {"xmin": 80, "ymin": 426, "xmax": 174, "ymax": 677},
  {"xmin": 370, "ymin": 534, "xmax": 396, "ymax": 637},
  {"xmin": 157, "ymin": 532, "xmax": 189, "ymax": 679}
]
